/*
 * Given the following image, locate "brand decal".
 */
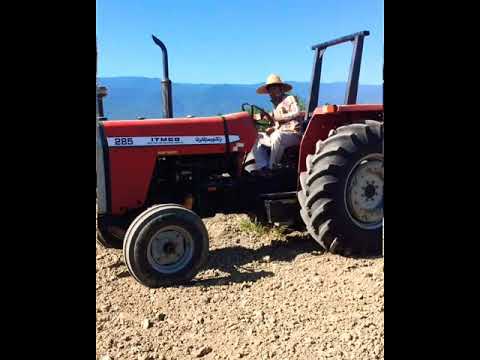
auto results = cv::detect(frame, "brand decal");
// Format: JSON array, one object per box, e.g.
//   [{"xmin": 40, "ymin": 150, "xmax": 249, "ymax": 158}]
[{"xmin": 107, "ymin": 135, "xmax": 240, "ymax": 147}]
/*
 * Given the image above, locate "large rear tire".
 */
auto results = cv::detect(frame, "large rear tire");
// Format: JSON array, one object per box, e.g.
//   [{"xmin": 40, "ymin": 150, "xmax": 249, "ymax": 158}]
[
  {"xmin": 123, "ymin": 204, "xmax": 209, "ymax": 288},
  {"xmin": 298, "ymin": 121, "xmax": 383, "ymax": 255}
]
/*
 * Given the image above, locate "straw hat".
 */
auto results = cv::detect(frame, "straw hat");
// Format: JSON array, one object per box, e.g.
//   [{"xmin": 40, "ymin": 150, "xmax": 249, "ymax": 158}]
[{"xmin": 256, "ymin": 74, "xmax": 293, "ymax": 94}]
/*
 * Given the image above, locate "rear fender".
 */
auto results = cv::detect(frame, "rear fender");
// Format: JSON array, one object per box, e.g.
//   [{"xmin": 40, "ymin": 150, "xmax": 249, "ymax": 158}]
[
  {"xmin": 299, "ymin": 106, "xmax": 383, "ymax": 174},
  {"xmin": 298, "ymin": 113, "xmax": 338, "ymax": 174}
]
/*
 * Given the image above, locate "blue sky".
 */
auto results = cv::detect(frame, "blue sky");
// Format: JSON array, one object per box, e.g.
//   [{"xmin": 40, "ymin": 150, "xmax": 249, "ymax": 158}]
[{"xmin": 96, "ymin": 0, "xmax": 383, "ymax": 85}]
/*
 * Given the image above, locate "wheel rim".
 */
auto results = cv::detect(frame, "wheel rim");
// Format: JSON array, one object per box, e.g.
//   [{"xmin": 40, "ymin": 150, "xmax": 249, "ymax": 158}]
[
  {"xmin": 146, "ymin": 225, "xmax": 194, "ymax": 274},
  {"xmin": 345, "ymin": 154, "xmax": 384, "ymax": 230}
]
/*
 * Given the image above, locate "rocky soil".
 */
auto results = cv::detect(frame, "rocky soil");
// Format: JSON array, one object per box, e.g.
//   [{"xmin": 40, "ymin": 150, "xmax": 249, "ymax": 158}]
[{"xmin": 96, "ymin": 214, "xmax": 384, "ymax": 360}]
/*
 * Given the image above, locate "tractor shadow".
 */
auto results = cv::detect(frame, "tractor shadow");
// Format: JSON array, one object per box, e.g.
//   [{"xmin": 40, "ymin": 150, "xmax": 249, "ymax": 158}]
[{"xmin": 191, "ymin": 232, "xmax": 323, "ymax": 287}]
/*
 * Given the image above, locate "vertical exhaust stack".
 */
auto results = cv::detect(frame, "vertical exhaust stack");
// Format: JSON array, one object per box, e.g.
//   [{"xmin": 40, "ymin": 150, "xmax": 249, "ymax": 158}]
[
  {"xmin": 96, "ymin": 39, "xmax": 108, "ymax": 120},
  {"xmin": 97, "ymin": 86, "xmax": 108, "ymax": 118},
  {"xmin": 152, "ymin": 35, "xmax": 173, "ymax": 118}
]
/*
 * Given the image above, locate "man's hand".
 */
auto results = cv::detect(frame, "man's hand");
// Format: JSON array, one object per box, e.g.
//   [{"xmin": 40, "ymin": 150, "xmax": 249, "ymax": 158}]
[
  {"xmin": 260, "ymin": 110, "xmax": 274, "ymax": 125},
  {"xmin": 266, "ymin": 127, "xmax": 275, "ymax": 135}
]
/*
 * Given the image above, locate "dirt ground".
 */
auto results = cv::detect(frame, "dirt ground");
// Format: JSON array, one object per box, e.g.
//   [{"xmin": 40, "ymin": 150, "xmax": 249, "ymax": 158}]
[{"xmin": 96, "ymin": 214, "xmax": 384, "ymax": 360}]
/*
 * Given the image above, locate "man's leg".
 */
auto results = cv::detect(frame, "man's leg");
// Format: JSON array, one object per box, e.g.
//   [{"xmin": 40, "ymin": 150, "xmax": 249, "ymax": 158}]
[
  {"xmin": 251, "ymin": 132, "xmax": 271, "ymax": 170},
  {"xmin": 269, "ymin": 131, "xmax": 300, "ymax": 169}
]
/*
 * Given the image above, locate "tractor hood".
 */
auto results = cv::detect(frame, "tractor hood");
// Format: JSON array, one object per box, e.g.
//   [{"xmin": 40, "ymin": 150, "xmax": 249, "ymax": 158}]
[{"xmin": 101, "ymin": 111, "xmax": 257, "ymax": 156}]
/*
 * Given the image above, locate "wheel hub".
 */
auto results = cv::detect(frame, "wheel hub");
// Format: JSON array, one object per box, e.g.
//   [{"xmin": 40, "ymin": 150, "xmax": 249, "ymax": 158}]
[
  {"xmin": 147, "ymin": 226, "xmax": 194, "ymax": 274},
  {"xmin": 364, "ymin": 183, "xmax": 377, "ymax": 200},
  {"xmin": 345, "ymin": 154, "xmax": 383, "ymax": 229}
]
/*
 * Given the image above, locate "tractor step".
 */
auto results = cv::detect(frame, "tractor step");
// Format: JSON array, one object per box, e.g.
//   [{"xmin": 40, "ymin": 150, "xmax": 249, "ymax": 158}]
[
  {"xmin": 260, "ymin": 191, "xmax": 298, "ymax": 201},
  {"xmin": 260, "ymin": 191, "xmax": 299, "ymax": 226}
]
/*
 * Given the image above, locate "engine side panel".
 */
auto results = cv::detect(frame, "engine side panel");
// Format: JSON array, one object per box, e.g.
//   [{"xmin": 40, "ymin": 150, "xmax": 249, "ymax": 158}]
[{"xmin": 102, "ymin": 112, "xmax": 257, "ymax": 215}]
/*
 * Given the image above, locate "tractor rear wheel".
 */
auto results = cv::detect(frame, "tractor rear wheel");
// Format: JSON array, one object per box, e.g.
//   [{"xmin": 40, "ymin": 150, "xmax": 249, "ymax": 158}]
[
  {"xmin": 298, "ymin": 121, "xmax": 383, "ymax": 256},
  {"xmin": 123, "ymin": 204, "xmax": 209, "ymax": 288}
]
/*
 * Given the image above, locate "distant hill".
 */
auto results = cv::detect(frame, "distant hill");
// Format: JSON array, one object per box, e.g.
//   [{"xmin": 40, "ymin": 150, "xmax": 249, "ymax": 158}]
[{"xmin": 99, "ymin": 77, "xmax": 382, "ymax": 120}]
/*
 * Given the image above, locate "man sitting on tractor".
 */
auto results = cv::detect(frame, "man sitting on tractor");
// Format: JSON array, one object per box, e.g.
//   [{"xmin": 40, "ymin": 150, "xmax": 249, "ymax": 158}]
[{"xmin": 252, "ymin": 74, "xmax": 303, "ymax": 174}]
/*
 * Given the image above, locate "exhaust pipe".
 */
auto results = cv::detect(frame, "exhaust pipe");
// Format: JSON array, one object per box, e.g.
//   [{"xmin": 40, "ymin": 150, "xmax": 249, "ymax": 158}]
[
  {"xmin": 152, "ymin": 35, "xmax": 173, "ymax": 118},
  {"xmin": 97, "ymin": 86, "xmax": 108, "ymax": 118}
]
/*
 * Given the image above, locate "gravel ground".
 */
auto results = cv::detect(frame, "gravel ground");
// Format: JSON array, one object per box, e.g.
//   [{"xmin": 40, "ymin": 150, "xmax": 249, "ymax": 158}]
[{"xmin": 96, "ymin": 214, "xmax": 384, "ymax": 360}]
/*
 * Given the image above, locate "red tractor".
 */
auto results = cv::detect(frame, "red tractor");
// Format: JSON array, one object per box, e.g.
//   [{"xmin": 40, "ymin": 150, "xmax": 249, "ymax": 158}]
[{"xmin": 96, "ymin": 31, "xmax": 384, "ymax": 288}]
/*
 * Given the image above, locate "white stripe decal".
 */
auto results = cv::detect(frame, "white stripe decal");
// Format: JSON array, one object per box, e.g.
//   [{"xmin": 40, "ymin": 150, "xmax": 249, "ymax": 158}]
[{"xmin": 107, "ymin": 135, "xmax": 241, "ymax": 147}]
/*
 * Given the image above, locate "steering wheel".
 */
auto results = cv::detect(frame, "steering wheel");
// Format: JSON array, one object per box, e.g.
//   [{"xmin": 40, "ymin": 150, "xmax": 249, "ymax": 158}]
[{"xmin": 241, "ymin": 103, "xmax": 274, "ymax": 125}]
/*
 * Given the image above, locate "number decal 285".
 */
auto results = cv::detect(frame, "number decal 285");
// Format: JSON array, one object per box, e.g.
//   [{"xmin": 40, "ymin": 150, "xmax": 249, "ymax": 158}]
[{"xmin": 114, "ymin": 137, "xmax": 134, "ymax": 146}]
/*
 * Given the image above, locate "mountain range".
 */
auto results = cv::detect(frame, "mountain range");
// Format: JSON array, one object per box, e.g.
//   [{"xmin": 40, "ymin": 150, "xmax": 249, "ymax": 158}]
[{"xmin": 99, "ymin": 77, "xmax": 382, "ymax": 120}]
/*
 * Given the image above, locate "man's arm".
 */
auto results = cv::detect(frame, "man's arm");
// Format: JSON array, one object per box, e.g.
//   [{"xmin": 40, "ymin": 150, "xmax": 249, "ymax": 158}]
[{"xmin": 274, "ymin": 96, "xmax": 301, "ymax": 123}]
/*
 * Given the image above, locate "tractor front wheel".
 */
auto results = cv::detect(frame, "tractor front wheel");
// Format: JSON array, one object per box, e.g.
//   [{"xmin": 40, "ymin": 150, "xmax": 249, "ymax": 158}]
[
  {"xmin": 298, "ymin": 121, "xmax": 383, "ymax": 256},
  {"xmin": 123, "ymin": 204, "xmax": 209, "ymax": 288}
]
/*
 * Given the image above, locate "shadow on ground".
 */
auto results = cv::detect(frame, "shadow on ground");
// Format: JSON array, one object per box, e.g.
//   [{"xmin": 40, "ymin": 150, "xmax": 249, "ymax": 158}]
[
  {"xmin": 105, "ymin": 231, "xmax": 382, "ymax": 287},
  {"xmin": 190, "ymin": 232, "xmax": 323, "ymax": 287}
]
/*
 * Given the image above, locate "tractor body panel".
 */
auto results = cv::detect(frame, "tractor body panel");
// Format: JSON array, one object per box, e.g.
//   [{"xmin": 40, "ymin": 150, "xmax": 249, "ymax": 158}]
[
  {"xmin": 101, "ymin": 112, "xmax": 257, "ymax": 215},
  {"xmin": 299, "ymin": 104, "xmax": 384, "ymax": 173}
]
